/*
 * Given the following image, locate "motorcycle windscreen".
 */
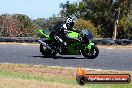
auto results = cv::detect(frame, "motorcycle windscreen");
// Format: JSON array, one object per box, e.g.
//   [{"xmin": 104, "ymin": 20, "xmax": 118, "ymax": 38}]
[
  {"xmin": 81, "ymin": 29, "xmax": 93, "ymax": 39},
  {"xmin": 67, "ymin": 31, "xmax": 79, "ymax": 38}
]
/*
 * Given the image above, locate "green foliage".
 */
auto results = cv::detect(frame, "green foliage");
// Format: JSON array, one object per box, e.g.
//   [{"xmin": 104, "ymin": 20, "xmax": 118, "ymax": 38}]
[
  {"xmin": 33, "ymin": 18, "xmax": 47, "ymax": 29},
  {"xmin": 60, "ymin": 1, "xmax": 78, "ymax": 17},
  {"xmin": 46, "ymin": 16, "xmax": 65, "ymax": 31},
  {"xmin": 74, "ymin": 19, "xmax": 101, "ymax": 37},
  {"xmin": 33, "ymin": 16, "xmax": 65, "ymax": 31},
  {"xmin": 60, "ymin": 0, "xmax": 132, "ymax": 39}
]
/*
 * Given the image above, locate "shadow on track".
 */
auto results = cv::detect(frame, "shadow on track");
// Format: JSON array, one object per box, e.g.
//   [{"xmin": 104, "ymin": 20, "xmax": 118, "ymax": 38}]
[
  {"xmin": 32, "ymin": 56, "xmax": 45, "ymax": 58},
  {"xmin": 32, "ymin": 55, "xmax": 85, "ymax": 59},
  {"xmin": 55, "ymin": 56, "xmax": 85, "ymax": 59}
]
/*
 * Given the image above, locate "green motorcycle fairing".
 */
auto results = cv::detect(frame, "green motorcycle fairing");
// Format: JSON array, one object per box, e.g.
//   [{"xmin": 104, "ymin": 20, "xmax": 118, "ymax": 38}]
[
  {"xmin": 38, "ymin": 29, "xmax": 49, "ymax": 38},
  {"xmin": 86, "ymin": 40, "xmax": 94, "ymax": 49},
  {"xmin": 63, "ymin": 31, "xmax": 80, "ymax": 55},
  {"xmin": 66, "ymin": 31, "xmax": 95, "ymax": 54},
  {"xmin": 67, "ymin": 30, "xmax": 79, "ymax": 38},
  {"xmin": 67, "ymin": 42, "xmax": 81, "ymax": 55}
]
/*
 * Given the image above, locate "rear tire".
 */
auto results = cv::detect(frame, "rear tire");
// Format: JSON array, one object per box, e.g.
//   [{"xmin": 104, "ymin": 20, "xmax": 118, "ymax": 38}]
[
  {"xmin": 40, "ymin": 44, "xmax": 57, "ymax": 58},
  {"xmin": 81, "ymin": 45, "xmax": 99, "ymax": 59}
]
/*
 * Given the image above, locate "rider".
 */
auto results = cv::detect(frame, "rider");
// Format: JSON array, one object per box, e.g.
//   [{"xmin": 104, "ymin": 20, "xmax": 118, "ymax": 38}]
[{"xmin": 50, "ymin": 17, "xmax": 77, "ymax": 47}]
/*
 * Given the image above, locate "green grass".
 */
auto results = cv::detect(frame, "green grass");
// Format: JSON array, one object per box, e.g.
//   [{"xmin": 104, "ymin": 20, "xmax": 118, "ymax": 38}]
[
  {"xmin": 0, "ymin": 64, "xmax": 131, "ymax": 88},
  {"xmin": 0, "ymin": 70, "xmax": 76, "ymax": 85}
]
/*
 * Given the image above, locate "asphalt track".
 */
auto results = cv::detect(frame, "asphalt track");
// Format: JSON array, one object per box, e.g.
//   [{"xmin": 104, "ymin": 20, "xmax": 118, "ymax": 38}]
[{"xmin": 0, "ymin": 43, "xmax": 132, "ymax": 71}]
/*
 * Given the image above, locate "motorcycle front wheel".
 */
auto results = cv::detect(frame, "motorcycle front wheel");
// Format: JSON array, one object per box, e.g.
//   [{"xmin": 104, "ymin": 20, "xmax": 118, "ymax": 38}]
[{"xmin": 81, "ymin": 45, "xmax": 99, "ymax": 59}]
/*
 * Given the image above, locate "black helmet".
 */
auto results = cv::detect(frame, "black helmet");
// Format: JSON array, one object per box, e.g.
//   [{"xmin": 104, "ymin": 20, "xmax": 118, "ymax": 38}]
[{"xmin": 66, "ymin": 17, "xmax": 75, "ymax": 28}]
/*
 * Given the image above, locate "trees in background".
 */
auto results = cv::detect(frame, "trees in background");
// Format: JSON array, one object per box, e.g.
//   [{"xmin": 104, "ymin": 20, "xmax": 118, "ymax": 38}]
[
  {"xmin": 0, "ymin": 14, "xmax": 37, "ymax": 37},
  {"xmin": 60, "ymin": 0, "xmax": 132, "ymax": 39},
  {"xmin": 0, "ymin": 0, "xmax": 131, "ymax": 39},
  {"xmin": 0, "ymin": 14, "xmax": 65, "ymax": 37},
  {"xmin": 74, "ymin": 19, "xmax": 101, "ymax": 37},
  {"xmin": 33, "ymin": 16, "xmax": 65, "ymax": 31}
]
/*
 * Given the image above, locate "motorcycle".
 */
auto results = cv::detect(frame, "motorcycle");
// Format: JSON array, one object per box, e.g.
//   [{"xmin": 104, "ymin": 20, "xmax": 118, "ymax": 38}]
[{"xmin": 38, "ymin": 28, "xmax": 99, "ymax": 59}]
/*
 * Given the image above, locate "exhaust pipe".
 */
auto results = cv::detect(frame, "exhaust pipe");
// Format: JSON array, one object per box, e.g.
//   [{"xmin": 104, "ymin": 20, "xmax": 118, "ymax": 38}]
[{"xmin": 38, "ymin": 40, "xmax": 52, "ymax": 50}]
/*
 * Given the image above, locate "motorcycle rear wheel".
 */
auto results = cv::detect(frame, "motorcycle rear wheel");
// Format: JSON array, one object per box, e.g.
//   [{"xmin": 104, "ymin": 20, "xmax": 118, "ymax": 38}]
[{"xmin": 40, "ymin": 44, "xmax": 57, "ymax": 58}]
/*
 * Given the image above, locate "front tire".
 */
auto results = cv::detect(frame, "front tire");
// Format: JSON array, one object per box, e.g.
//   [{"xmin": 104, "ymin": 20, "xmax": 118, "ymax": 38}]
[
  {"xmin": 40, "ymin": 44, "xmax": 57, "ymax": 58},
  {"xmin": 81, "ymin": 45, "xmax": 99, "ymax": 59}
]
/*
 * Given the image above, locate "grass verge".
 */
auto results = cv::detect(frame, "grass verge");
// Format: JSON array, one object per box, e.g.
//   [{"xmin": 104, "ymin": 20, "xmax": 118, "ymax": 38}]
[{"xmin": 0, "ymin": 63, "xmax": 131, "ymax": 88}]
